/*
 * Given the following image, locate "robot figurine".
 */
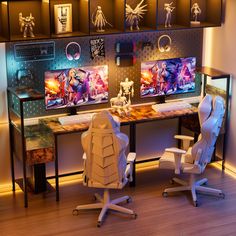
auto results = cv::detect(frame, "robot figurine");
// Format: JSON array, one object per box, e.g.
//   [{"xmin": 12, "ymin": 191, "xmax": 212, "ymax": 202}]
[
  {"xmin": 91, "ymin": 6, "xmax": 112, "ymax": 32},
  {"xmin": 119, "ymin": 78, "xmax": 134, "ymax": 105},
  {"xmin": 125, "ymin": 0, "xmax": 147, "ymax": 31},
  {"xmin": 164, "ymin": 2, "xmax": 175, "ymax": 28},
  {"xmin": 191, "ymin": 3, "xmax": 201, "ymax": 24},
  {"xmin": 110, "ymin": 93, "xmax": 131, "ymax": 117},
  {"xmin": 19, "ymin": 13, "xmax": 35, "ymax": 38}
]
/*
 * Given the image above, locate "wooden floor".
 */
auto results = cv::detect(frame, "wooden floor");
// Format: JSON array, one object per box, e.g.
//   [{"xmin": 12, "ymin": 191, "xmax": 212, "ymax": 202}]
[{"xmin": 1, "ymin": 164, "xmax": 236, "ymax": 236}]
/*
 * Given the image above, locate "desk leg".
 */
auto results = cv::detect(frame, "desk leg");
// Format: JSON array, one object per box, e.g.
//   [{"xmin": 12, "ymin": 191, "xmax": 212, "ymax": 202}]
[
  {"xmin": 22, "ymin": 140, "xmax": 28, "ymax": 208},
  {"xmin": 129, "ymin": 123, "xmax": 136, "ymax": 187},
  {"xmin": 9, "ymin": 123, "xmax": 15, "ymax": 192},
  {"xmin": 54, "ymin": 134, "xmax": 59, "ymax": 201}
]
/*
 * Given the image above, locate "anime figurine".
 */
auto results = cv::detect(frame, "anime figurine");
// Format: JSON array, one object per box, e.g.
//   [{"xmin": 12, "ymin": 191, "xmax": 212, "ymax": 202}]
[
  {"xmin": 164, "ymin": 2, "xmax": 175, "ymax": 28},
  {"xmin": 119, "ymin": 78, "xmax": 134, "ymax": 105},
  {"xmin": 19, "ymin": 13, "xmax": 35, "ymax": 38},
  {"xmin": 110, "ymin": 93, "xmax": 131, "ymax": 116},
  {"xmin": 91, "ymin": 6, "xmax": 112, "ymax": 32},
  {"xmin": 125, "ymin": 0, "xmax": 147, "ymax": 31},
  {"xmin": 191, "ymin": 3, "xmax": 201, "ymax": 24}
]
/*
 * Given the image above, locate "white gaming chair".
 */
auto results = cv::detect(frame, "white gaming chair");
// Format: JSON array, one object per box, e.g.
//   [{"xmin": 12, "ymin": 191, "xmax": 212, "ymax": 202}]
[
  {"xmin": 73, "ymin": 110, "xmax": 137, "ymax": 227},
  {"xmin": 159, "ymin": 94, "xmax": 225, "ymax": 206}
]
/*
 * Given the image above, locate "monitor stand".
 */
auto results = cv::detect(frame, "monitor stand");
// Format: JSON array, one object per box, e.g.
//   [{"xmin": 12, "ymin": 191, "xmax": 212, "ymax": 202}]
[
  {"xmin": 69, "ymin": 107, "xmax": 77, "ymax": 116},
  {"xmin": 157, "ymin": 95, "xmax": 166, "ymax": 104}
]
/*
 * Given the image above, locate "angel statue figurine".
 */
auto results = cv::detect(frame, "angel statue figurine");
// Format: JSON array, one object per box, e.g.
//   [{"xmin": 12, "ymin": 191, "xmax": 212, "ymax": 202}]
[
  {"xmin": 191, "ymin": 3, "xmax": 201, "ymax": 24},
  {"xmin": 19, "ymin": 12, "xmax": 35, "ymax": 38},
  {"xmin": 125, "ymin": 0, "xmax": 147, "ymax": 31},
  {"xmin": 91, "ymin": 6, "xmax": 112, "ymax": 32},
  {"xmin": 164, "ymin": 2, "xmax": 175, "ymax": 28}
]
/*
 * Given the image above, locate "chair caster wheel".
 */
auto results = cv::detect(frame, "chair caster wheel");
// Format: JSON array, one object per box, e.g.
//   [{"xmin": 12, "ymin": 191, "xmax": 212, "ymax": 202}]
[
  {"xmin": 132, "ymin": 213, "xmax": 137, "ymax": 219},
  {"xmin": 193, "ymin": 201, "xmax": 198, "ymax": 207},
  {"xmin": 127, "ymin": 197, "xmax": 132, "ymax": 203},
  {"xmin": 97, "ymin": 221, "xmax": 102, "ymax": 227},
  {"xmin": 219, "ymin": 192, "xmax": 225, "ymax": 199},
  {"xmin": 72, "ymin": 209, "xmax": 79, "ymax": 216},
  {"xmin": 162, "ymin": 192, "xmax": 168, "ymax": 197}
]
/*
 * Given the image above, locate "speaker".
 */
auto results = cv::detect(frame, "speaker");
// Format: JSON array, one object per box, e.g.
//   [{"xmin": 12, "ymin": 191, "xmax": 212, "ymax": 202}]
[{"xmin": 116, "ymin": 55, "xmax": 136, "ymax": 67}]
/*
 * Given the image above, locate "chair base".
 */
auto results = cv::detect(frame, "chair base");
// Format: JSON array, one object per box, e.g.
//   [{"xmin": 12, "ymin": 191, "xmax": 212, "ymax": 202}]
[
  {"xmin": 163, "ymin": 175, "xmax": 224, "ymax": 207},
  {"xmin": 73, "ymin": 189, "xmax": 137, "ymax": 227}
]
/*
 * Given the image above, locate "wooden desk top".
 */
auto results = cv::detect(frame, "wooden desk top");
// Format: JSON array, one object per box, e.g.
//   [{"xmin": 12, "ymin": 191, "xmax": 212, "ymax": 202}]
[{"xmin": 40, "ymin": 104, "xmax": 198, "ymax": 135}]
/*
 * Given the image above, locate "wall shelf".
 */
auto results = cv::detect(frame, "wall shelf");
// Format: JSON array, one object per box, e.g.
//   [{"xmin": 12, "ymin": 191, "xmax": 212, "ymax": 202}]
[{"xmin": 0, "ymin": 0, "xmax": 222, "ymax": 41}]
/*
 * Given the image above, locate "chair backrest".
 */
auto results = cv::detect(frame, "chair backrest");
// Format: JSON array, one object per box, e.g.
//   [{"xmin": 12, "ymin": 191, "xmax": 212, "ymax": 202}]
[
  {"xmin": 81, "ymin": 110, "xmax": 129, "ymax": 187},
  {"xmin": 191, "ymin": 95, "xmax": 225, "ymax": 169}
]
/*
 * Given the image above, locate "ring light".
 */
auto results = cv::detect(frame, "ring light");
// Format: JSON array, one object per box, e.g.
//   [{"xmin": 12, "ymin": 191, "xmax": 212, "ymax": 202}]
[
  {"xmin": 65, "ymin": 42, "xmax": 81, "ymax": 61},
  {"xmin": 157, "ymin": 35, "xmax": 172, "ymax": 53}
]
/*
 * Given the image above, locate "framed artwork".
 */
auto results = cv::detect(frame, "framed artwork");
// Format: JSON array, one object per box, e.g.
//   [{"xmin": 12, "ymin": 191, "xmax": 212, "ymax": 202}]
[{"xmin": 54, "ymin": 3, "xmax": 72, "ymax": 34}]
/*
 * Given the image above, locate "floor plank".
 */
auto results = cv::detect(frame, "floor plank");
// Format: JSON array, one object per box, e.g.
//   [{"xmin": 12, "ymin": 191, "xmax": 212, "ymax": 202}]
[{"xmin": 0, "ymin": 165, "xmax": 235, "ymax": 236}]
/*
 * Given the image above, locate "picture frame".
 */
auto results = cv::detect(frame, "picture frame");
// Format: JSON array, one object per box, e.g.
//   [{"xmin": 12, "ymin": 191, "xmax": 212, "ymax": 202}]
[{"xmin": 54, "ymin": 3, "xmax": 72, "ymax": 34}]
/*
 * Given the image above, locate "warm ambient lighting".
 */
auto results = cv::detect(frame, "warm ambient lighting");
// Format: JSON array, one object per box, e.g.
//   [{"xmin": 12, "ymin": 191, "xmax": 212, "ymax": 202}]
[
  {"xmin": 1, "ymin": 2, "xmax": 7, "ymax": 6},
  {"xmin": 1, "ymin": 161, "xmax": 236, "ymax": 195},
  {"xmin": 203, "ymin": 28, "xmax": 214, "ymax": 66}
]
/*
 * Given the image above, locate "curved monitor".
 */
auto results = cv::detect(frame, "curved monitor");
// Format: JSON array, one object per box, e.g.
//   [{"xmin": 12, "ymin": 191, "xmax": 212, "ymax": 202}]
[
  {"xmin": 140, "ymin": 57, "xmax": 196, "ymax": 98},
  {"xmin": 45, "ymin": 65, "xmax": 108, "ymax": 110}
]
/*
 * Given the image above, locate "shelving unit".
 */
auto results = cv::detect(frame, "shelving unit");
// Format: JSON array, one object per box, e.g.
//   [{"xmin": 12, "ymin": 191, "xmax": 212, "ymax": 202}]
[
  {"xmin": 190, "ymin": 0, "xmax": 222, "ymax": 28},
  {"xmin": 125, "ymin": 0, "xmax": 157, "ymax": 32},
  {"xmin": 0, "ymin": 1, "xmax": 9, "ymax": 42},
  {"xmin": 8, "ymin": 0, "xmax": 50, "ymax": 41},
  {"xmin": 0, "ymin": 0, "xmax": 222, "ymax": 42},
  {"xmin": 157, "ymin": 0, "xmax": 190, "ymax": 30},
  {"xmin": 90, "ymin": 0, "xmax": 125, "ymax": 35},
  {"xmin": 7, "ymin": 86, "xmax": 55, "ymax": 208},
  {"xmin": 50, "ymin": 0, "xmax": 89, "ymax": 38}
]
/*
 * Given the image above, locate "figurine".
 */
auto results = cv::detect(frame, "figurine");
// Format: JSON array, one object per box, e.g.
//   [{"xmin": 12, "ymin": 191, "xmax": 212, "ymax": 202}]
[
  {"xmin": 125, "ymin": 0, "xmax": 147, "ymax": 31},
  {"xmin": 19, "ymin": 13, "xmax": 35, "ymax": 38},
  {"xmin": 119, "ymin": 78, "xmax": 134, "ymax": 105},
  {"xmin": 191, "ymin": 3, "xmax": 201, "ymax": 24},
  {"xmin": 110, "ymin": 93, "xmax": 131, "ymax": 116},
  {"xmin": 91, "ymin": 6, "xmax": 112, "ymax": 32},
  {"xmin": 164, "ymin": 2, "xmax": 175, "ymax": 28}
]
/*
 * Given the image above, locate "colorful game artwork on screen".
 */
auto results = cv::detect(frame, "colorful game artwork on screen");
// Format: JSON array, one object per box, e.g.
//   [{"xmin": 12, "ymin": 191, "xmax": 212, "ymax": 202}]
[
  {"xmin": 140, "ymin": 57, "xmax": 196, "ymax": 98},
  {"xmin": 45, "ymin": 65, "xmax": 108, "ymax": 110}
]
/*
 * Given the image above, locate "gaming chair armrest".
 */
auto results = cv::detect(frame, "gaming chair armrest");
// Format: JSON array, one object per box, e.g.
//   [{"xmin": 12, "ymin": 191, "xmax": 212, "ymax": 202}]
[
  {"xmin": 165, "ymin": 148, "xmax": 186, "ymax": 174},
  {"xmin": 127, "ymin": 152, "xmax": 136, "ymax": 163},
  {"xmin": 174, "ymin": 135, "xmax": 194, "ymax": 151},
  {"xmin": 82, "ymin": 153, "xmax": 87, "ymax": 160},
  {"xmin": 125, "ymin": 152, "xmax": 136, "ymax": 182}
]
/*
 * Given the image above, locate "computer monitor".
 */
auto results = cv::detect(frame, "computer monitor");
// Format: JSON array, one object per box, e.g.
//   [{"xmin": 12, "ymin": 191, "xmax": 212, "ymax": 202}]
[
  {"xmin": 45, "ymin": 65, "xmax": 108, "ymax": 113},
  {"xmin": 140, "ymin": 57, "xmax": 196, "ymax": 101}
]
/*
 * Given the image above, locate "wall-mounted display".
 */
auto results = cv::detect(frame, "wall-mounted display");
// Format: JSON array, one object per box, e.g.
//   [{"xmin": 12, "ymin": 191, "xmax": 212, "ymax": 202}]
[
  {"xmin": 19, "ymin": 13, "xmax": 35, "ymax": 38},
  {"xmin": 125, "ymin": 0, "xmax": 147, "ymax": 31},
  {"xmin": 54, "ymin": 3, "xmax": 72, "ymax": 34}
]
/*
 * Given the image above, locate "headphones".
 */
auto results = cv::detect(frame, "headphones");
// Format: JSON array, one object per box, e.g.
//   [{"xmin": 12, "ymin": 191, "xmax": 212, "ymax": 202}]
[
  {"xmin": 157, "ymin": 35, "xmax": 172, "ymax": 53},
  {"xmin": 65, "ymin": 42, "xmax": 81, "ymax": 61}
]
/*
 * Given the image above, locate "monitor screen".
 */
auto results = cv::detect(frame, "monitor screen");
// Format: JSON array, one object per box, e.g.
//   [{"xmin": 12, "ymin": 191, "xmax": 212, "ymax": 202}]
[
  {"xmin": 140, "ymin": 57, "xmax": 196, "ymax": 98},
  {"xmin": 45, "ymin": 65, "xmax": 108, "ymax": 110}
]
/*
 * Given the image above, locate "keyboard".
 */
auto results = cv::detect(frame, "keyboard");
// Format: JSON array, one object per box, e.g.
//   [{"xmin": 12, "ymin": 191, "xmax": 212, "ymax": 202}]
[
  {"xmin": 152, "ymin": 101, "xmax": 192, "ymax": 112},
  {"xmin": 58, "ymin": 113, "xmax": 96, "ymax": 125}
]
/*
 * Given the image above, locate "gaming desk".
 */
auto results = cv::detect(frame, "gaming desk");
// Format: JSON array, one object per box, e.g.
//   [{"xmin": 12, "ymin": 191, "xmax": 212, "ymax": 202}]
[{"xmin": 40, "ymin": 104, "xmax": 198, "ymax": 201}]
